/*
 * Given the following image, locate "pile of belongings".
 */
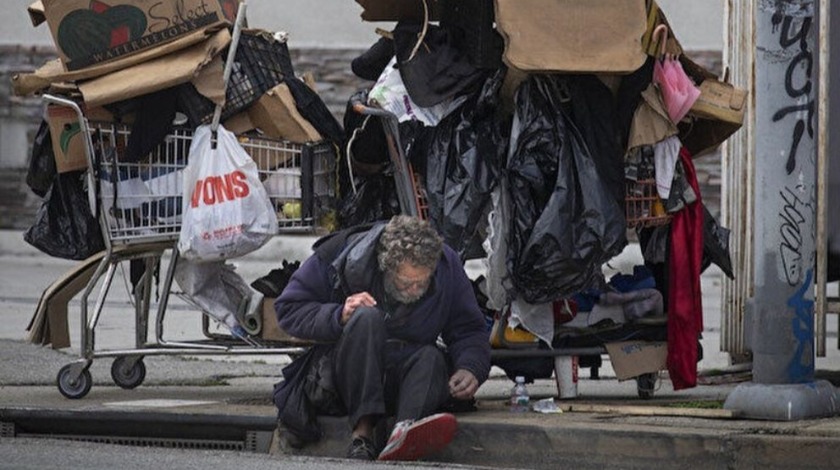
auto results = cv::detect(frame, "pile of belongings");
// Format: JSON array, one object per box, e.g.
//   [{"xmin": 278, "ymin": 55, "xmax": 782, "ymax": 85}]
[
  {"xmin": 346, "ymin": 0, "xmax": 744, "ymax": 391},
  {"xmin": 16, "ymin": 0, "xmax": 344, "ymax": 253},
  {"xmin": 17, "ymin": 0, "xmax": 343, "ymax": 347}
]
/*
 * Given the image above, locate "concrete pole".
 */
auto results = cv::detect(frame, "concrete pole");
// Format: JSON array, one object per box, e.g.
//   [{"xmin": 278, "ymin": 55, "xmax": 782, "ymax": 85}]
[{"xmin": 724, "ymin": 0, "xmax": 837, "ymax": 420}]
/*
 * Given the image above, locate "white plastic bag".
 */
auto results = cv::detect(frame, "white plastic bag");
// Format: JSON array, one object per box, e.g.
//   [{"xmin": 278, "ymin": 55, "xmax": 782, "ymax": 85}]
[
  {"xmin": 178, "ymin": 125, "xmax": 278, "ymax": 261},
  {"xmin": 368, "ymin": 57, "xmax": 467, "ymax": 126}
]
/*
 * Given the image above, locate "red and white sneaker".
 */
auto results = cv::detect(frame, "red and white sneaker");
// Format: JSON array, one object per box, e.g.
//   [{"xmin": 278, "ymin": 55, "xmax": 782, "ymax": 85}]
[{"xmin": 377, "ymin": 412, "xmax": 457, "ymax": 461}]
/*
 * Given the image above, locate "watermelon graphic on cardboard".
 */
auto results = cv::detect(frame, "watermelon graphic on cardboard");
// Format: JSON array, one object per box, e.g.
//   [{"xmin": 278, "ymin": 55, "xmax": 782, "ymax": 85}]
[
  {"xmin": 41, "ymin": 0, "xmax": 239, "ymax": 71},
  {"xmin": 219, "ymin": 0, "xmax": 237, "ymax": 22},
  {"xmin": 56, "ymin": 1, "xmax": 147, "ymax": 63}
]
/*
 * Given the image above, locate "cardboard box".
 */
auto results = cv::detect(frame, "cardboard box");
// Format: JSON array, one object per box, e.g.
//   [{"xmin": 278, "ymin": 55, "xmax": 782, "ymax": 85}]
[
  {"xmin": 36, "ymin": 0, "xmax": 238, "ymax": 71},
  {"xmin": 605, "ymin": 341, "xmax": 668, "ymax": 381},
  {"xmin": 47, "ymin": 104, "xmax": 118, "ymax": 173},
  {"xmin": 495, "ymin": 0, "xmax": 647, "ymax": 73},
  {"xmin": 248, "ymin": 83, "xmax": 322, "ymax": 144},
  {"xmin": 260, "ymin": 297, "xmax": 310, "ymax": 344}
]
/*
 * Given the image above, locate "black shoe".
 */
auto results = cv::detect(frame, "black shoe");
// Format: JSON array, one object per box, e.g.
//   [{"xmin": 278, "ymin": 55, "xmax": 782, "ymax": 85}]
[{"xmin": 346, "ymin": 436, "xmax": 377, "ymax": 460}]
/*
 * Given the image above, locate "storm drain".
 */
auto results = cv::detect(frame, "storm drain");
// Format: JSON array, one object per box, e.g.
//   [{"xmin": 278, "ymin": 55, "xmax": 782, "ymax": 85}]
[
  {"xmin": 0, "ymin": 409, "xmax": 276, "ymax": 453},
  {"xmin": 0, "ymin": 421, "xmax": 15, "ymax": 438},
  {"xmin": 15, "ymin": 432, "xmax": 247, "ymax": 451}
]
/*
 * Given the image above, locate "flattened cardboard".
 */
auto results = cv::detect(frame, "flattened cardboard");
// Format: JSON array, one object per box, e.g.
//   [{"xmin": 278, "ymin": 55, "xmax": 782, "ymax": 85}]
[
  {"xmin": 12, "ymin": 28, "xmax": 220, "ymax": 97},
  {"xmin": 495, "ymin": 0, "xmax": 648, "ymax": 73},
  {"xmin": 627, "ymin": 85, "xmax": 679, "ymax": 149},
  {"xmin": 191, "ymin": 55, "xmax": 226, "ymax": 106},
  {"xmin": 248, "ymin": 83, "xmax": 322, "ymax": 143},
  {"xmin": 605, "ymin": 341, "xmax": 668, "ymax": 381},
  {"xmin": 39, "ymin": 0, "xmax": 238, "ymax": 71},
  {"xmin": 78, "ymin": 28, "xmax": 229, "ymax": 107}
]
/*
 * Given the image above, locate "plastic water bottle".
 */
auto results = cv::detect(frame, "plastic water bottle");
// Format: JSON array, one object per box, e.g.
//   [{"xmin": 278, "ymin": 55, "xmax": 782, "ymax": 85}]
[{"xmin": 510, "ymin": 376, "xmax": 530, "ymax": 412}]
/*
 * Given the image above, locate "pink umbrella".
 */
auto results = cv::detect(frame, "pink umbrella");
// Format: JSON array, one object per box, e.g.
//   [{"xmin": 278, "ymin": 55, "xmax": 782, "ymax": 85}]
[{"xmin": 652, "ymin": 25, "xmax": 700, "ymax": 124}]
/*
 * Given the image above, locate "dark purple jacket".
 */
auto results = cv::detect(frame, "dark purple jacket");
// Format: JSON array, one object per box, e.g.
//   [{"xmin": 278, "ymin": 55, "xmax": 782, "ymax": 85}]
[{"xmin": 274, "ymin": 224, "xmax": 491, "ymax": 383}]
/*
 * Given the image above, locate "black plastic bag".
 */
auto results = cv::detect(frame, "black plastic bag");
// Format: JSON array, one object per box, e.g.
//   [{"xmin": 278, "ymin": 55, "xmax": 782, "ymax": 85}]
[
  {"xmin": 337, "ymin": 173, "xmax": 401, "ymax": 228},
  {"xmin": 420, "ymin": 68, "xmax": 507, "ymax": 258},
  {"xmin": 701, "ymin": 204, "xmax": 734, "ymax": 279},
  {"xmin": 393, "ymin": 20, "xmax": 486, "ymax": 107},
  {"xmin": 24, "ymin": 171, "xmax": 105, "ymax": 260},
  {"xmin": 507, "ymin": 75, "xmax": 627, "ymax": 303},
  {"xmin": 26, "ymin": 119, "xmax": 56, "ymax": 198}
]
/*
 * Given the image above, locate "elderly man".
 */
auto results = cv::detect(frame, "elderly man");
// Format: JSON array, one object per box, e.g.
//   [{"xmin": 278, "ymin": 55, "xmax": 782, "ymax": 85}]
[{"xmin": 272, "ymin": 215, "xmax": 490, "ymax": 461}]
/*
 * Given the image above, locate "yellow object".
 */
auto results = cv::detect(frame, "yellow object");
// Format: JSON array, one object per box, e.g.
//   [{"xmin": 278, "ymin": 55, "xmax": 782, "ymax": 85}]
[
  {"xmin": 652, "ymin": 198, "xmax": 666, "ymax": 217},
  {"xmin": 283, "ymin": 202, "xmax": 302, "ymax": 219},
  {"xmin": 490, "ymin": 319, "xmax": 539, "ymax": 349}
]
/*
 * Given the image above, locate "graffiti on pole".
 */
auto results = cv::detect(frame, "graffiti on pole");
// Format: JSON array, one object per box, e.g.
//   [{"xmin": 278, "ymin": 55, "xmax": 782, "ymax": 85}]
[
  {"xmin": 770, "ymin": 11, "xmax": 815, "ymax": 175},
  {"xmin": 787, "ymin": 267, "xmax": 814, "ymax": 382},
  {"xmin": 778, "ymin": 184, "xmax": 815, "ymax": 286}
]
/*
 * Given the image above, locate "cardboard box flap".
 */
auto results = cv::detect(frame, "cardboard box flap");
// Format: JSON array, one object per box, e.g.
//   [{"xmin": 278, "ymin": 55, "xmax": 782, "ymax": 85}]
[
  {"xmin": 79, "ymin": 28, "xmax": 229, "ymax": 107},
  {"xmin": 248, "ymin": 82, "xmax": 322, "ymax": 143},
  {"xmin": 40, "ymin": 0, "xmax": 239, "ymax": 71},
  {"xmin": 28, "ymin": 1, "xmax": 46, "ymax": 27},
  {"xmin": 495, "ymin": 0, "xmax": 648, "ymax": 73},
  {"xmin": 355, "ymin": 0, "xmax": 439, "ymax": 21},
  {"xmin": 12, "ymin": 27, "xmax": 223, "ymax": 97}
]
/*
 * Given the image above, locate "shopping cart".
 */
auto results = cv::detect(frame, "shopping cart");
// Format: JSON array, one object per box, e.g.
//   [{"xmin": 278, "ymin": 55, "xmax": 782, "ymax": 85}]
[{"xmin": 43, "ymin": 93, "xmax": 335, "ymax": 399}]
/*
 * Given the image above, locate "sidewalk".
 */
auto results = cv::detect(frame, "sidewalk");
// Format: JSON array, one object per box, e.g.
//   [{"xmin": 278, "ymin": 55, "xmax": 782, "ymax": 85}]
[
  {"xmin": 2, "ymin": 229, "xmax": 840, "ymax": 468},
  {"xmin": 2, "ymin": 339, "xmax": 840, "ymax": 469}
]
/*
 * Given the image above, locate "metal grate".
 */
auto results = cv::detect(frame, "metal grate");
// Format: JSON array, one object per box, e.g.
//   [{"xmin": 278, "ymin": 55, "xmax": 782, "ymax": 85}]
[
  {"xmin": 625, "ymin": 178, "xmax": 672, "ymax": 228},
  {"xmin": 0, "ymin": 421, "xmax": 15, "ymax": 438},
  {"xmin": 16, "ymin": 433, "xmax": 245, "ymax": 451}
]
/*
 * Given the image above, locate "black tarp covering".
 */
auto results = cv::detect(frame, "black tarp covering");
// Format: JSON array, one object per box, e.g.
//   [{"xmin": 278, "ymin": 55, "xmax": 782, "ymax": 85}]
[{"xmin": 506, "ymin": 75, "xmax": 627, "ymax": 303}]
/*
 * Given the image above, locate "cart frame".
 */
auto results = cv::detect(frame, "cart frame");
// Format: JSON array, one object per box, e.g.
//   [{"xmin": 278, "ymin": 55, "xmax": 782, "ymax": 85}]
[{"xmin": 45, "ymin": 94, "xmax": 331, "ymax": 399}]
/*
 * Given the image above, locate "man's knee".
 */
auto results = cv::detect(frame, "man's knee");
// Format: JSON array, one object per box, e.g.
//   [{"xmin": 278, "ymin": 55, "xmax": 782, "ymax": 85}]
[
  {"xmin": 344, "ymin": 306, "xmax": 386, "ymax": 335},
  {"xmin": 414, "ymin": 345, "xmax": 447, "ymax": 367}
]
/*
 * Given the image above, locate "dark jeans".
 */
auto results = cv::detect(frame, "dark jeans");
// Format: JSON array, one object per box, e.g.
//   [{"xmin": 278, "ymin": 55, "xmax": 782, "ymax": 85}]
[{"xmin": 333, "ymin": 306, "xmax": 450, "ymax": 429}]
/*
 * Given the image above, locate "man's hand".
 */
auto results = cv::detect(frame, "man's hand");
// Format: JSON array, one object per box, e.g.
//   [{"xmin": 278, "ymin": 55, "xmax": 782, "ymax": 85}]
[
  {"xmin": 448, "ymin": 369, "xmax": 479, "ymax": 400},
  {"xmin": 340, "ymin": 292, "xmax": 377, "ymax": 325}
]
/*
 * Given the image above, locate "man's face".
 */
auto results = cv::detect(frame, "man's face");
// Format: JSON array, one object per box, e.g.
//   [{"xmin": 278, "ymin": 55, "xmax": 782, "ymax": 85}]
[{"xmin": 384, "ymin": 261, "xmax": 433, "ymax": 305}]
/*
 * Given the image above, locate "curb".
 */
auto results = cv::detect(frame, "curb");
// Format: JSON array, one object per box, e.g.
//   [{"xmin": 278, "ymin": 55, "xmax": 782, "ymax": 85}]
[{"xmin": 5, "ymin": 405, "xmax": 840, "ymax": 469}]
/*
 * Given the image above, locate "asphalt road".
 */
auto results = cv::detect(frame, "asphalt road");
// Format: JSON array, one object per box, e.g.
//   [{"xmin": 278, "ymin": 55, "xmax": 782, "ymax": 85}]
[{"xmin": 0, "ymin": 437, "xmax": 504, "ymax": 470}]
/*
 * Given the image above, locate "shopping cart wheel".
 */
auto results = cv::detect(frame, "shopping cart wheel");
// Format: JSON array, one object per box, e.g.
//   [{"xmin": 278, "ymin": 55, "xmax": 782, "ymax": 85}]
[
  {"xmin": 57, "ymin": 364, "xmax": 92, "ymax": 399},
  {"xmin": 636, "ymin": 372, "xmax": 657, "ymax": 399},
  {"xmin": 111, "ymin": 356, "xmax": 146, "ymax": 390}
]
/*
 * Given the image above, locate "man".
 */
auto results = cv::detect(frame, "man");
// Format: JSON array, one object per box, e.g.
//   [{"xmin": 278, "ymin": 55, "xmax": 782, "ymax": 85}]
[{"xmin": 272, "ymin": 215, "xmax": 491, "ymax": 461}]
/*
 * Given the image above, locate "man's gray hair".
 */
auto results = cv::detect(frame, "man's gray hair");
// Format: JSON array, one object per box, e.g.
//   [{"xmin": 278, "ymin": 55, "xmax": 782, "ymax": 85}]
[{"xmin": 377, "ymin": 216, "xmax": 443, "ymax": 272}]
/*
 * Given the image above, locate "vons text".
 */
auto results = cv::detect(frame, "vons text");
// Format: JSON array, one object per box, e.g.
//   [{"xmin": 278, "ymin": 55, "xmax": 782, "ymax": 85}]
[{"xmin": 191, "ymin": 170, "xmax": 250, "ymax": 208}]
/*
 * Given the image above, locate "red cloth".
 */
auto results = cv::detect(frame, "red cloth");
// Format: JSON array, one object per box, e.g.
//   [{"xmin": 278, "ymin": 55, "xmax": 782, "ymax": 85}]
[{"xmin": 666, "ymin": 147, "xmax": 704, "ymax": 390}]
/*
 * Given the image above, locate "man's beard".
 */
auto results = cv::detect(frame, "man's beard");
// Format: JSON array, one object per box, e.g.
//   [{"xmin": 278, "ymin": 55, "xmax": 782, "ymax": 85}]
[{"xmin": 383, "ymin": 276, "xmax": 427, "ymax": 305}]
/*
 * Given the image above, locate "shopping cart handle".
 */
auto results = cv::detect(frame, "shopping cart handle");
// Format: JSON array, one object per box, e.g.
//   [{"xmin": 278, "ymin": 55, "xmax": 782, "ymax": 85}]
[
  {"xmin": 351, "ymin": 101, "xmax": 396, "ymax": 120},
  {"xmin": 41, "ymin": 94, "xmax": 100, "ymax": 222},
  {"xmin": 43, "ymin": 94, "xmax": 85, "ymax": 125}
]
